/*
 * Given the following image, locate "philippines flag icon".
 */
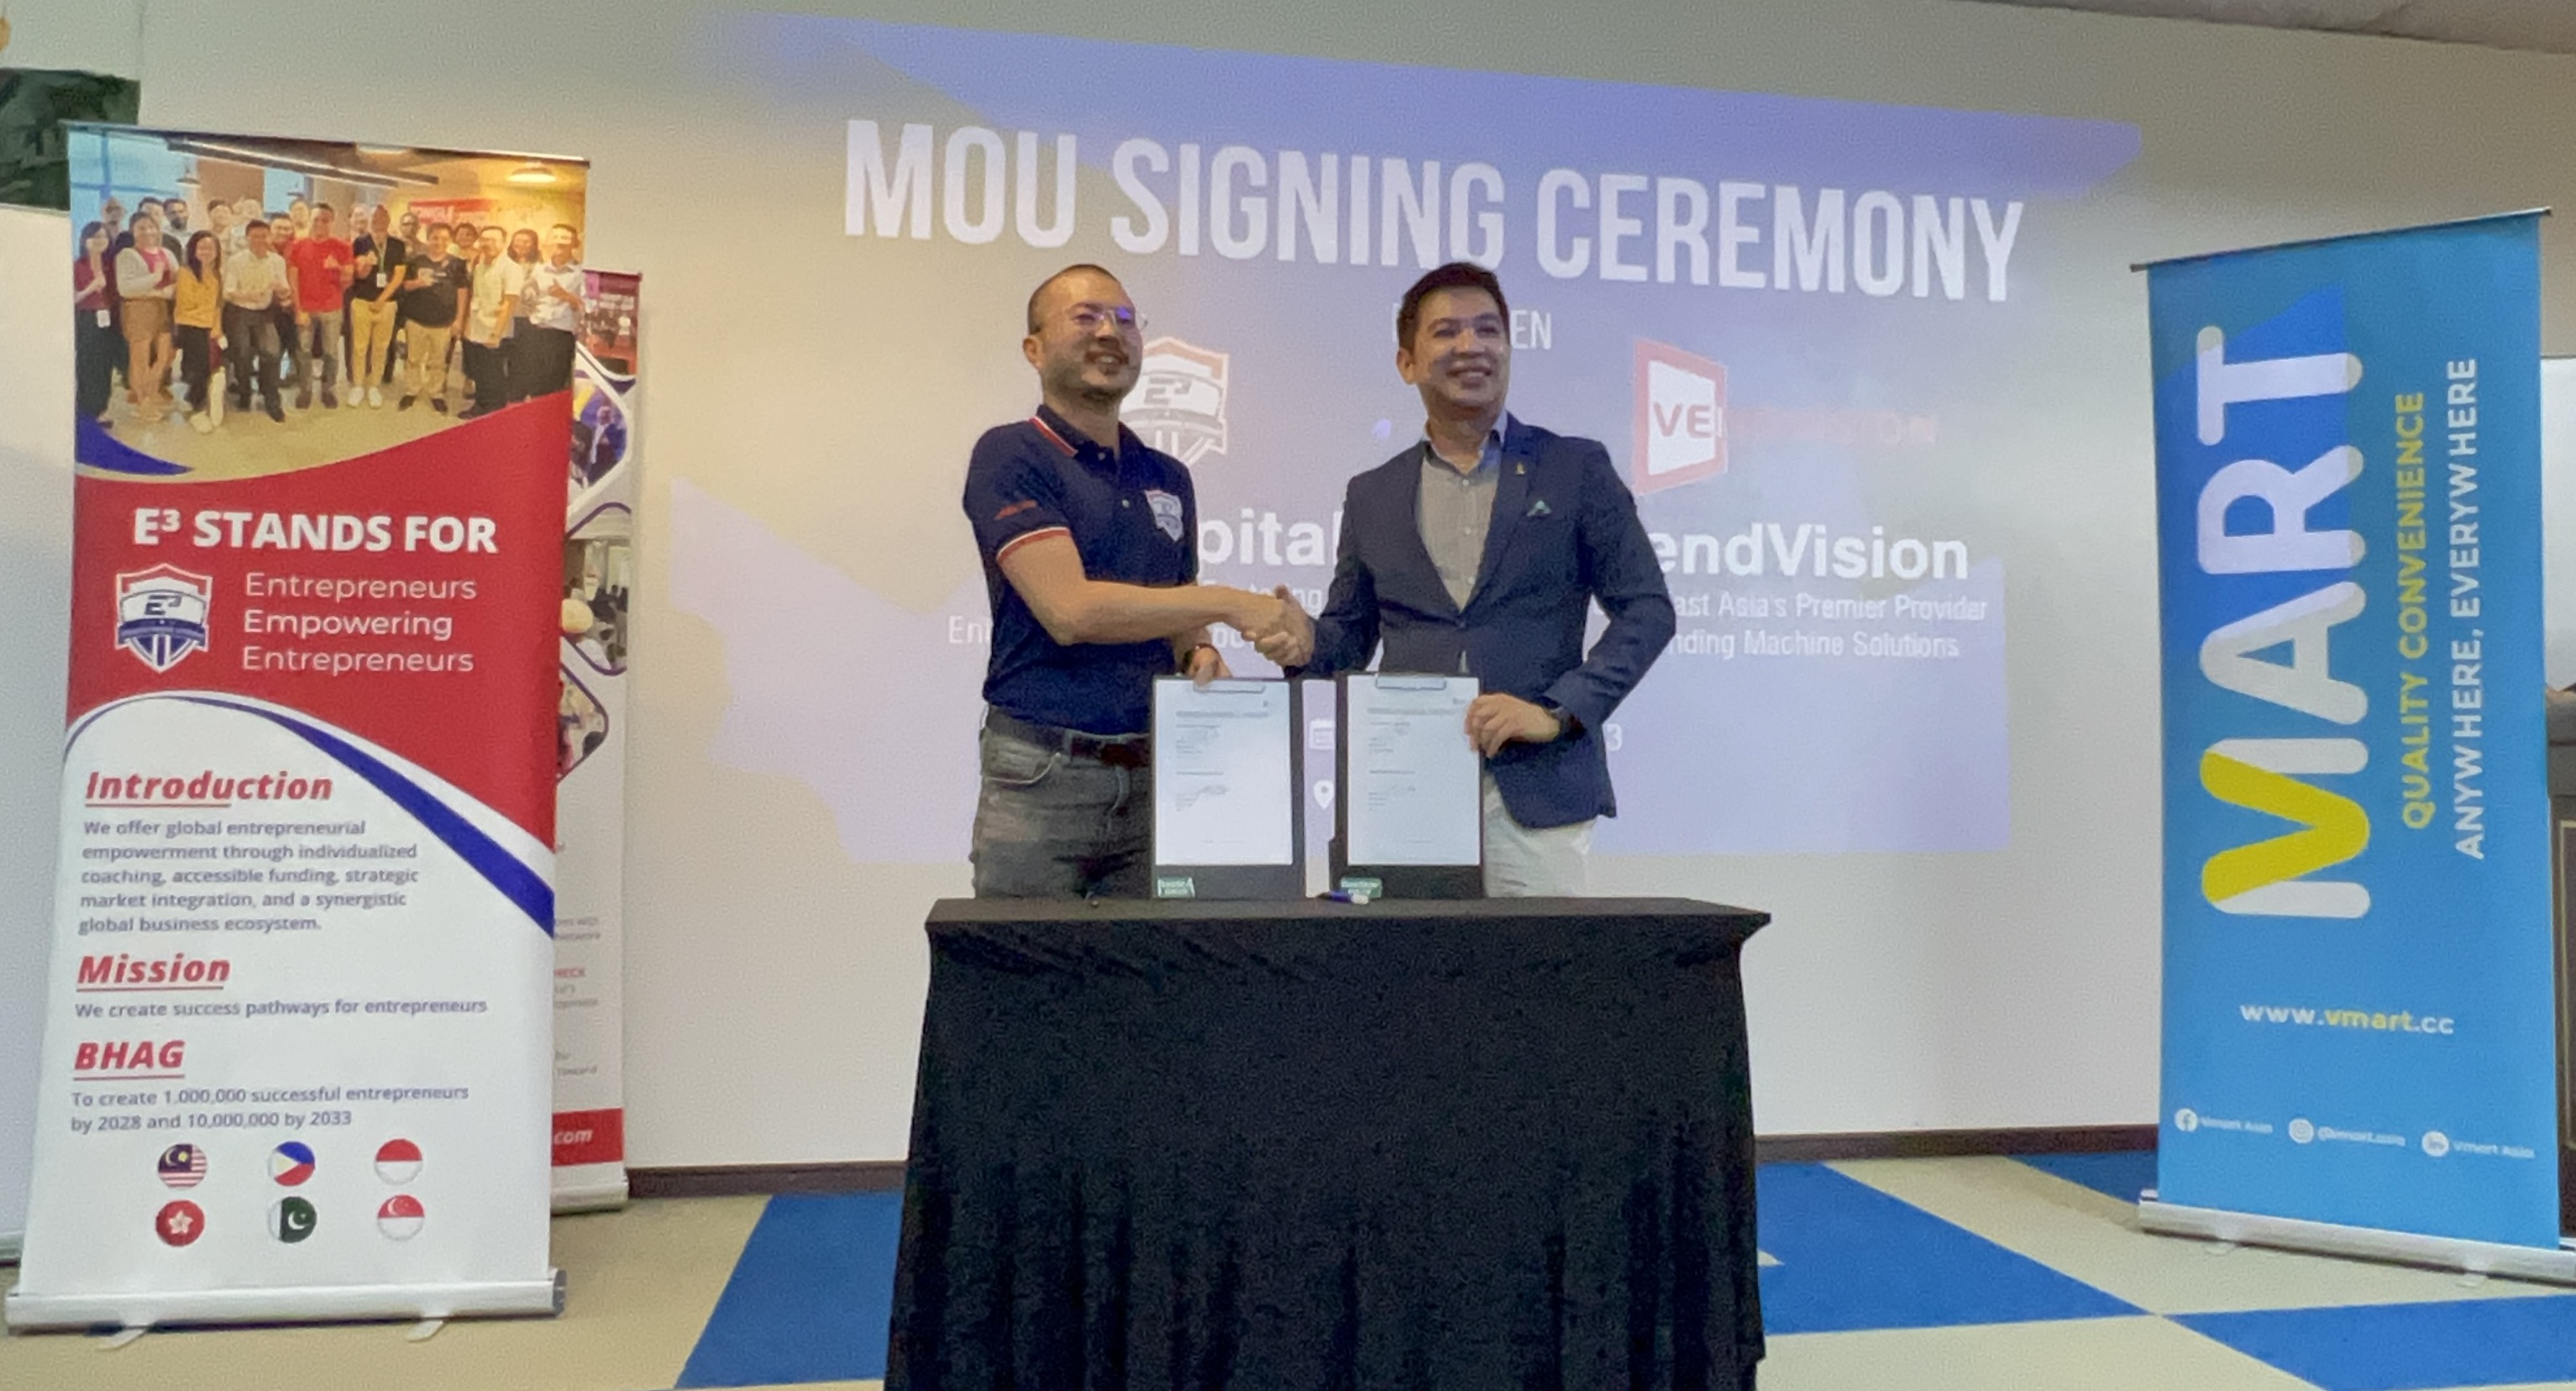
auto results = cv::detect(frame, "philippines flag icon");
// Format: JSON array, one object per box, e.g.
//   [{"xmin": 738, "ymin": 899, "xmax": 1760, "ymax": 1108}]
[
  {"xmin": 375, "ymin": 1138, "xmax": 422, "ymax": 1185},
  {"xmin": 270, "ymin": 1140, "xmax": 317, "ymax": 1186},
  {"xmin": 157, "ymin": 1143, "xmax": 208, "ymax": 1189},
  {"xmin": 376, "ymin": 1194, "xmax": 426, "ymax": 1241}
]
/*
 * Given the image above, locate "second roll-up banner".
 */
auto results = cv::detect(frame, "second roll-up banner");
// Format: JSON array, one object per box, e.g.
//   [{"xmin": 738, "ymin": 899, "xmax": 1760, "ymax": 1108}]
[
  {"xmin": 7, "ymin": 126, "xmax": 587, "ymax": 1330},
  {"xmin": 553, "ymin": 270, "xmax": 639, "ymax": 1211}
]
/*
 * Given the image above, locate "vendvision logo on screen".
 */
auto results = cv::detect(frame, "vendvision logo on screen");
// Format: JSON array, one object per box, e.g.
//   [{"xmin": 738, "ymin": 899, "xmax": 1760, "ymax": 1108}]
[{"xmin": 1633, "ymin": 341, "xmax": 1727, "ymax": 493}]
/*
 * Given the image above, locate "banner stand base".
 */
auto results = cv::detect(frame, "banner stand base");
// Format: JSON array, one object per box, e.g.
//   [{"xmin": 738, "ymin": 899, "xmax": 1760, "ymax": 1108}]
[
  {"xmin": 2138, "ymin": 1198, "xmax": 2576, "ymax": 1285},
  {"xmin": 551, "ymin": 1167, "xmax": 631, "ymax": 1213},
  {"xmin": 3, "ymin": 1270, "xmax": 564, "ymax": 1331}
]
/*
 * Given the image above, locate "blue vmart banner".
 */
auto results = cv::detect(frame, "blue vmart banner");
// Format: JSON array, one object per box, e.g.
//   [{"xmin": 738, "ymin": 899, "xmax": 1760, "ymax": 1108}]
[
  {"xmin": 2150, "ymin": 214, "xmax": 2554, "ymax": 1249},
  {"xmin": 7, "ymin": 126, "xmax": 584, "ymax": 1329}
]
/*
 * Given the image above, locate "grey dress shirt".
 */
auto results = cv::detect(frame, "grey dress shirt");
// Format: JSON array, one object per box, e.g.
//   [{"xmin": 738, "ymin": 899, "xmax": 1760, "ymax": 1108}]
[{"xmin": 1417, "ymin": 422, "xmax": 1505, "ymax": 612}]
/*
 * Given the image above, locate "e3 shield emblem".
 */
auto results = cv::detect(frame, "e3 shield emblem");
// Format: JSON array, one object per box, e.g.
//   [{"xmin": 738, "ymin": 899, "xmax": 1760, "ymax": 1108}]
[{"xmin": 114, "ymin": 564, "xmax": 215, "ymax": 674}]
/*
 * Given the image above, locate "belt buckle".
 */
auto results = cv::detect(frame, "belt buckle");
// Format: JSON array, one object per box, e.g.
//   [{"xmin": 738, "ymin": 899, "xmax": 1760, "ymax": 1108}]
[{"xmin": 1095, "ymin": 739, "xmax": 1147, "ymax": 769}]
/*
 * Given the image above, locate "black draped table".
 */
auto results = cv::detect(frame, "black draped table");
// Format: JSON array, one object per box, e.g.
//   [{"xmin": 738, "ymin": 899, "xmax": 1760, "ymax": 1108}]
[{"xmin": 888, "ymin": 896, "xmax": 1769, "ymax": 1391}]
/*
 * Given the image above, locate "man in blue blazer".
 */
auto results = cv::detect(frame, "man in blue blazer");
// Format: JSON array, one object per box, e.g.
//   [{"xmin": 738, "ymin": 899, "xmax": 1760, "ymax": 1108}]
[{"xmin": 1262, "ymin": 263, "xmax": 1675, "ymax": 895}]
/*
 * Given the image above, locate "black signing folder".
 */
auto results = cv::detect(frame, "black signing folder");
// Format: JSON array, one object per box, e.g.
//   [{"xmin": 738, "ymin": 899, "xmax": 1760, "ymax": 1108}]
[
  {"xmin": 1329, "ymin": 673, "xmax": 1485, "ymax": 899},
  {"xmin": 1150, "ymin": 676, "xmax": 1304, "ymax": 900}
]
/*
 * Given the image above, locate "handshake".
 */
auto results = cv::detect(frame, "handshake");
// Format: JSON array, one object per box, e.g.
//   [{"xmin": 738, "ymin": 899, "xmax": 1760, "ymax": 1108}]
[{"xmin": 1228, "ymin": 585, "xmax": 1316, "ymax": 669}]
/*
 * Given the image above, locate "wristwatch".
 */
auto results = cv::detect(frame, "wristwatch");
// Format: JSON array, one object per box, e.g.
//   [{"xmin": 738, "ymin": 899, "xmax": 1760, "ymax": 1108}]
[{"xmin": 1538, "ymin": 700, "xmax": 1579, "ymax": 737}]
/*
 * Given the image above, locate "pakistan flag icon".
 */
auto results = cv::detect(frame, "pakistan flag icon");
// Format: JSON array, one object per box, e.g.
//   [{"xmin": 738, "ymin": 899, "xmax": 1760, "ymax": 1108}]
[{"xmin": 269, "ymin": 1196, "xmax": 318, "ymax": 1244}]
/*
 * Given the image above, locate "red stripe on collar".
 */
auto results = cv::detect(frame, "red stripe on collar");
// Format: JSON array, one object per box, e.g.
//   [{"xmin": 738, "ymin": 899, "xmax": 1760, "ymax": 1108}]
[{"xmin": 1028, "ymin": 415, "xmax": 1079, "ymax": 456}]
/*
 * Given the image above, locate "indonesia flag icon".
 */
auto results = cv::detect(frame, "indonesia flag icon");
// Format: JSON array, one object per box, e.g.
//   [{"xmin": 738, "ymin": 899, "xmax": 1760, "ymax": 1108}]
[
  {"xmin": 375, "ymin": 1138, "xmax": 423, "ymax": 1184},
  {"xmin": 270, "ymin": 1140, "xmax": 317, "ymax": 1186},
  {"xmin": 376, "ymin": 1194, "xmax": 426, "ymax": 1241}
]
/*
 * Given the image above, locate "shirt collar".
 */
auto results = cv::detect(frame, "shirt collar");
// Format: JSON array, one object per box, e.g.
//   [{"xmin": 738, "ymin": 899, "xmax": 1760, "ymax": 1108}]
[
  {"xmin": 1420, "ymin": 412, "xmax": 1511, "ymax": 475},
  {"xmin": 1033, "ymin": 402, "xmax": 1135, "ymax": 472}
]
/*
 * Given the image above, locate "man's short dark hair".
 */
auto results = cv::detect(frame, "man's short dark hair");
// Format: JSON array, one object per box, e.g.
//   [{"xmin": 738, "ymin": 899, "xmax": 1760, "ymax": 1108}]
[
  {"xmin": 244, "ymin": 218, "xmax": 270, "ymax": 234},
  {"xmin": 1397, "ymin": 261, "xmax": 1508, "ymax": 348},
  {"xmin": 1027, "ymin": 263, "xmax": 1119, "ymax": 333}
]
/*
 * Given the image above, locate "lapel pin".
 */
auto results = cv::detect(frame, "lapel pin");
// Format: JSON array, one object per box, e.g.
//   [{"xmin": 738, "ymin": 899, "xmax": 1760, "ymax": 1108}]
[{"xmin": 1527, "ymin": 499, "xmax": 1551, "ymax": 517}]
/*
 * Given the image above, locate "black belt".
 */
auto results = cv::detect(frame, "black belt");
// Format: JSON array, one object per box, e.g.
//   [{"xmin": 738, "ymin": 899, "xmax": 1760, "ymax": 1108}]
[{"xmin": 986, "ymin": 708, "xmax": 1151, "ymax": 769}]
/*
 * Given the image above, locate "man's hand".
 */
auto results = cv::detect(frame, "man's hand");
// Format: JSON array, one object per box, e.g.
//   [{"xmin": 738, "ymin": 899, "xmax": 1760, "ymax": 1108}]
[
  {"xmin": 1250, "ymin": 585, "xmax": 1314, "ymax": 667},
  {"xmin": 1184, "ymin": 642, "xmax": 1230, "ymax": 687},
  {"xmin": 1227, "ymin": 586, "xmax": 1292, "ymax": 646},
  {"xmin": 1466, "ymin": 693, "xmax": 1562, "ymax": 757}
]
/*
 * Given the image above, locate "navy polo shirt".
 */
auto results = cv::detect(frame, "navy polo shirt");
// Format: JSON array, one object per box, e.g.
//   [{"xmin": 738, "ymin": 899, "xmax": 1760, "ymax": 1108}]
[{"xmin": 964, "ymin": 404, "xmax": 1199, "ymax": 735}]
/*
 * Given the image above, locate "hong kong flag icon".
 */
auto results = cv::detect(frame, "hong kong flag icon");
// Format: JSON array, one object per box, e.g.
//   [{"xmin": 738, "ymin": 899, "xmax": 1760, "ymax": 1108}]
[
  {"xmin": 376, "ymin": 1194, "xmax": 426, "ymax": 1241},
  {"xmin": 155, "ymin": 1199, "xmax": 206, "ymax": 1247},
  {"xmin": 375, "ymin": 1138, "xmax": 422, "ymax": 1184}
]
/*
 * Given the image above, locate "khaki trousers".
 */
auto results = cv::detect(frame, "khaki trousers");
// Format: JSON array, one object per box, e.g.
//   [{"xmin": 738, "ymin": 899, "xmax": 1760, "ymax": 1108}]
[
  {"xmin": 404, "ymin": 322, "xmax": 453, "ymax": 400},
  {"xmin": 351, "ymin": 297, "xmax": 399, "ymax": 386},
  {"xmin": 1481, "ymin": 772, "xmax": 1592, "ymax": 898}
]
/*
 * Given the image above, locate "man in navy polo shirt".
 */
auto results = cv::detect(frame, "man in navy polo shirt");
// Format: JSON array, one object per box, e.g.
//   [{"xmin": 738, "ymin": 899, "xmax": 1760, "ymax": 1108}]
[{"xmin": 964, "ymin": 264, "xmax": 1298, "ymax": 898}]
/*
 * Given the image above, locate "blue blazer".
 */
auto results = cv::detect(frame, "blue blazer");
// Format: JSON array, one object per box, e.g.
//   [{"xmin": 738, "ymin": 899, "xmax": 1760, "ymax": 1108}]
[{"xmin": 1297, "ymin": 417, "xmax": 1676, "ymax": 829}]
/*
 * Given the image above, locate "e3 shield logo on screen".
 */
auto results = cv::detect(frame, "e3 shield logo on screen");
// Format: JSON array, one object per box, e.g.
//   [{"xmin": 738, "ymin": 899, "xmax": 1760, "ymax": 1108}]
[
  {"xmin": 1129, "ymin": 338, "xmax": 1230, "ymax": 467},
  {"xmin": 1632, "ymin": 341, "xmax": 1728, "ymax": 493}
]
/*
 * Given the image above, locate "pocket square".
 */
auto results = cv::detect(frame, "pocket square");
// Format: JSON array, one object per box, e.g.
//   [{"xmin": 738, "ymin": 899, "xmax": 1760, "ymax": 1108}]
[{"xmin": 1526, "ymin": 498, "xmax": 1552, "ymax": 517}]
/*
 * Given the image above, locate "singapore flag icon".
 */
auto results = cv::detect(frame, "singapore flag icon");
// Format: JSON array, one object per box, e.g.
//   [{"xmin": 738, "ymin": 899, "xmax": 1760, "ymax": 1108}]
[{"xmin": 1631, "ymin": 340, "xmax": 1729, "ymax": 493}]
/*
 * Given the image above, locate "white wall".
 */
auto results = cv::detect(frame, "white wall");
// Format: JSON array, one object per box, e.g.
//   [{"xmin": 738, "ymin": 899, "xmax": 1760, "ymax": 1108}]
[
  {"xmin": 3, "ymin": 0, "xmax": 2574, "ymax": 1164},
  {"xmin": 0, "ymin": 206, "xmax": 76, "ymax": 1252}
]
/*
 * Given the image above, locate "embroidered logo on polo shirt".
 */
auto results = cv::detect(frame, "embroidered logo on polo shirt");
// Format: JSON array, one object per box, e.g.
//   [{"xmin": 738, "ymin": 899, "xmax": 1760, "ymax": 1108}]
[{"xmin": 1143, "ymin": 489, "xmax": 1185, "ymax": 542}]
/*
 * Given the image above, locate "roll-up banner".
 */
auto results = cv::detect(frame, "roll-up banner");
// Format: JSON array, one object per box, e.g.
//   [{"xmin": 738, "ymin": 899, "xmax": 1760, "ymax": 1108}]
[
  {"xmin": 552, "ymin": 270, "xmax": 637, "ymax": 1211},
  {"xmin": 2144, "ymin": 212, "xmax": 2568, "ymax": 1276},
  {"xmin": 6, "ymin": 126, "xmax": 586, "ymax": 1330}
]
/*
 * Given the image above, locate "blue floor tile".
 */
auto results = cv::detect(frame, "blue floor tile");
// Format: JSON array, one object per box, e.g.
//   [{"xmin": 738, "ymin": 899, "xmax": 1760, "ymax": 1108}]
[
  {"xmin": 675, "ymin": 1191, "xmax": 904, "ymax": 1388},
  {"xmin": 2017, "ymin": 1149, "xmax": 2157, "ymax": 1205},
  {"xmin": 2177, "ymin": 1296, "xmax": 2576, "ymax": 1391},
  {"xmin": 1756, "ymin": 1162, "xmax": 2139, "ymax": 1334}
]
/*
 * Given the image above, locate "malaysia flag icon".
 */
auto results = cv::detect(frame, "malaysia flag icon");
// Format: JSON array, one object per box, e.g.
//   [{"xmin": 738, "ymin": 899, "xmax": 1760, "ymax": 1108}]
[
  {"xmin": 375, "ymin": 1138, "xmax": 423, "ymax": 1184},
  {"xmin": 270, "ymin": 1140, "xmax": 317, "ymax": 1187},
  {"xmin": 157, "ymin": 1142, "xmax": 208, "ymax": 1189},
  {"xmin": 376, "ymin": 1194, "xmax": 426, "ymax": 1241}
]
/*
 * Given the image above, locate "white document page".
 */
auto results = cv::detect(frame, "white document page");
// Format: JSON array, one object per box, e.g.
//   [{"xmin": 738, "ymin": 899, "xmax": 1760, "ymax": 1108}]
[
  {"xmin": 1152, "ymin": 678, "xmax": 1296, "ymax": 866},
  {"xmin": 1345, "ymin": 675, "xmax": 1482, "ymax": 866}
]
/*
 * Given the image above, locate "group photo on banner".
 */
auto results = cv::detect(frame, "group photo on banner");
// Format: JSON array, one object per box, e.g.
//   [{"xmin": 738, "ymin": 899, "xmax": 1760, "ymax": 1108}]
[{"xmin": 8, "ymin": 123, "xmax": 588, "ymax": 1330}]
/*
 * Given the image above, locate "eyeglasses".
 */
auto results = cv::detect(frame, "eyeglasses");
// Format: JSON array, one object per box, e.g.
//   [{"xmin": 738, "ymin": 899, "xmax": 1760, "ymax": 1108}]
[{"xmin": 1063, "ymin": 302, "xmax": 1144, "ymax": 335}]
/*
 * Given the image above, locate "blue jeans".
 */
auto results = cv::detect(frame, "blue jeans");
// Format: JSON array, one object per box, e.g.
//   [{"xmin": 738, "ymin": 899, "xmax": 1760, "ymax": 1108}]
[{"xmin": 968, "ymin": 723, "xmax": 1152, "ymax": 898}]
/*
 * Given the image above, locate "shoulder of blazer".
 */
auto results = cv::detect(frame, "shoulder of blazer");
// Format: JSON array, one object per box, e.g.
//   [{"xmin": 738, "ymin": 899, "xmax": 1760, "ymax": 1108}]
[
  {"xmin": 1347, "ymin": 444, "xmax": 1424, "ymax": 505},
  {"xmin": 1508, "ymin": 418, "xmax": 1613, "ymax": 478}
]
